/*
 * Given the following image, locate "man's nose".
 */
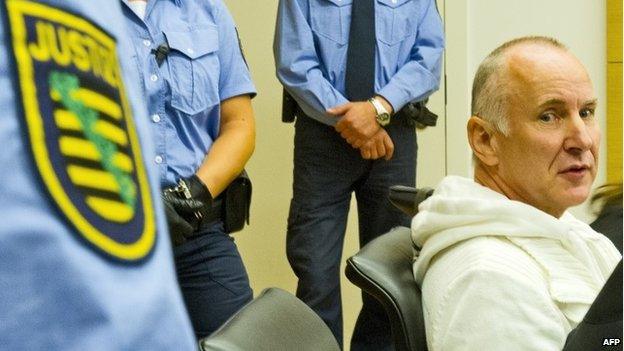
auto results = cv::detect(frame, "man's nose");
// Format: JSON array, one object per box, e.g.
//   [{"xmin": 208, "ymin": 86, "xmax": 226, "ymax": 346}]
[{"xmin": 563, "ymin": 114, "xmax": 596, "ymax": 153}]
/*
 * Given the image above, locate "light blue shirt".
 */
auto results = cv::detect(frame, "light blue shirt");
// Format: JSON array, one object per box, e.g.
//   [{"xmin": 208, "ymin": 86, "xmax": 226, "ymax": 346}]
[
  {"xmin": 122, "ymin": 0, "xmax": 256, "ymax": 187},
  {"xmin": 274, "ymin": 0, "xmax": 444, "ymax": 126},
  {"xmin": 0, "ymin": 0, "xmax": 195, "ymax": 349}
]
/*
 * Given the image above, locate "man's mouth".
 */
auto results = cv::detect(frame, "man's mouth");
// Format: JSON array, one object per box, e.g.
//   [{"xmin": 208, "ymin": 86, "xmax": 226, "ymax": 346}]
[{"xmin": 559, "ymin": 164, "xmax": 590, "ymax": 179}]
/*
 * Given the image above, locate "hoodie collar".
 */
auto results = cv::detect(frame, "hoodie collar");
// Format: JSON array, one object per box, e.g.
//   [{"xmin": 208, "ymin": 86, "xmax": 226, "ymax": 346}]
[{"xmin": 412, "ymin": 176, "xmax": 621, "ymax": 324}]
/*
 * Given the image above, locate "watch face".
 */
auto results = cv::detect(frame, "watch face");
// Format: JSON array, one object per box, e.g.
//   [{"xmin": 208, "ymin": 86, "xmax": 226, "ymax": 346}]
[{"xmin": 377, "ymin": 113, "xmax": 391, "ymax": 126}]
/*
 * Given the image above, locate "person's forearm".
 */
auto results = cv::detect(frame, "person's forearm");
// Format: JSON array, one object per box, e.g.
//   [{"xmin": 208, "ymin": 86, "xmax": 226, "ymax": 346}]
[
  {"xmin": 273, "ymin": 0, "xmax": 349, "ymax": 125},
  {"xmin": 196, "ymin": 95, "xmax": 255, "ymax": 197},
  {"xmin": 378, "ymin": 0, "xmax": 444, "ymax": 111}
]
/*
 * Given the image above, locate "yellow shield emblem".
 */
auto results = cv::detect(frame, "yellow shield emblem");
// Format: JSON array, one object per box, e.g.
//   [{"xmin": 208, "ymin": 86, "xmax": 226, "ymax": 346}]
[{"xmin": 5, "ymin": 1, "xmax": 156, "ymax": 262}]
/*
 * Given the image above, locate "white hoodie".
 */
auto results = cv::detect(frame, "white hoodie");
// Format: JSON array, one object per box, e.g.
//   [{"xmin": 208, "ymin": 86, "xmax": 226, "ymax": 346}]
[{"xmin": 412, "ymin": 176, "xmax": 621, "ymax": 351}]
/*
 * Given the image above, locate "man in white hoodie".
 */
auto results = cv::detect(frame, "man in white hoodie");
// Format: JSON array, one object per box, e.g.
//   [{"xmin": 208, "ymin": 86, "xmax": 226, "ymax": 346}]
[{"xmin": 412, "ymin": 36, "xmax": 621, "ymax": 351}]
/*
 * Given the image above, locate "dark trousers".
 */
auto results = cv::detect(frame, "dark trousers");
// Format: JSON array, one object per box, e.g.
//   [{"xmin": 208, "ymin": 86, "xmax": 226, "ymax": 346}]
[
  {"xmin": 287, "ymin": 115, "xmax": 416, "ymax": 350},
  {"xmin": 173, "ymin": 220, "xmax": 253, "ymax": 339}
]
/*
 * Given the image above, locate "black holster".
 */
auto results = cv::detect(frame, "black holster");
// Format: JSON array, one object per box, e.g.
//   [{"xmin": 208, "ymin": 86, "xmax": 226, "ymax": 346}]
[
  {"xmin": 395, "ymin": 98, "xmax": 438, "ymax": 128},
  {"xmin": 223, "ymin": 170, "xmax": 252, "ymax": 233},
  {"xmin": 281, "ymin": 89, "xmax": 298, "ymax": 123}
]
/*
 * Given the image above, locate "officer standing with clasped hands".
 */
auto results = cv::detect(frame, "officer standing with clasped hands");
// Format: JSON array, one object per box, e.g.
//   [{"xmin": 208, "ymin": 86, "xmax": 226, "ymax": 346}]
[
  {"xmin": 0, "ymin": 0, "xmax": 195, "ymax": 349},
  {"xmin": 274, "ymin": 0, "xmax": 444, "ymax": 349},
  {"xmin": 122, "ymin": 0, "xmax": 256, "ymax": 339}
]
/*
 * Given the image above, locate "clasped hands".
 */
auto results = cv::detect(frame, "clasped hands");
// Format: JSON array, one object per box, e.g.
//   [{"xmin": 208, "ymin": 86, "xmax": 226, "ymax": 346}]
[{"xmin": 327, "ymin": 99, "xmax": 394, "ymax": 160}]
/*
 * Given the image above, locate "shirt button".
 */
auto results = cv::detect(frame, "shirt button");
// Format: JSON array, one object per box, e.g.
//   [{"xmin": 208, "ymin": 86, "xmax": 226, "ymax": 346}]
[
  {"xmin": 150, "ymin": 74, "xmax": 158, "ymax": 82},
  {"xmin": 187, "ymin": 48, "xmax": 194, "ymax": 55},
  {"xmin": 155, "ymin": 155, "xmax": 163, "ymax": 164},
  {"xmin": 143, "ymin": 39, "xmax": 151, "ymax": 47},
  {"xmin": 151, "ymin": 114, "xmax": 161, "ymax": 123}
]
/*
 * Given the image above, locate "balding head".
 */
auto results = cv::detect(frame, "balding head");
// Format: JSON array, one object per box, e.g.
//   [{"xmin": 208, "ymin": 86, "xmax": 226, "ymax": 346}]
[
  {"xmin": 467, "ymin": 36, "xmax": 599, "ymax": 218},
  {"xmin": 471, "ymin": 36, "xmax": 568, "ymax": 135}
]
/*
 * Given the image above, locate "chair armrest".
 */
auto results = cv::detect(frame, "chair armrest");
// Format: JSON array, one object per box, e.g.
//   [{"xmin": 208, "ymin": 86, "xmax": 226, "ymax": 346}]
[{"xmin": 388, "ymin": 186, "xmax": 434, "ymax": 217}]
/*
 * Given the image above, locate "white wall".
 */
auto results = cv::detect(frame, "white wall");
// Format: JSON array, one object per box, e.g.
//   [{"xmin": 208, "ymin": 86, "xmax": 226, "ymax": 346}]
[{"xmin": 445, "ymin": 0, "xmax": 607, "ymax": 221}]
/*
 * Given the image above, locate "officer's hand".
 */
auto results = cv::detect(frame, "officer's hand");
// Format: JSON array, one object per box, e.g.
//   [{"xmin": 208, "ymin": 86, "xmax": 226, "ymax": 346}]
[
  {"xmin": 162, "ymin": 193, "xmax": 197, "ymax": 245},
  {"xmin": 161, "ymin": 175, "xmax": 212, "ymax": 243},
  {"xmin": 359, "ymin": 129, "xmax": 394, "ymax": 160},
  {"xmin": 163, "ymin": 175, "xmax": 213, "ymax": 218},
  {"xmin": 185, "ymin": 174, "xmax": 213, "ymax": 206},
  {"xmin": 163, "ymin": 191, "xmax": 205, "ymax": 217},
  {"xmin": 328, "ymin": 101, "xmax": 380, "ymax": 146}
]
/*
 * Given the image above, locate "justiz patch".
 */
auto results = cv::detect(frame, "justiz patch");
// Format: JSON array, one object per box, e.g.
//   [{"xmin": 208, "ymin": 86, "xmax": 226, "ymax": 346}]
[{"xmin": 5, "ymin": 0, "xmax": 156, "ymax": 262}]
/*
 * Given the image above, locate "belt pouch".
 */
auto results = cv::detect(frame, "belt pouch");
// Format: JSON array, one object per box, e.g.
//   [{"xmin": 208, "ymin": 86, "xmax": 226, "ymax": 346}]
[{"xmin": 224, "ymin": 170, "xmax": 252, "ymax": 233}]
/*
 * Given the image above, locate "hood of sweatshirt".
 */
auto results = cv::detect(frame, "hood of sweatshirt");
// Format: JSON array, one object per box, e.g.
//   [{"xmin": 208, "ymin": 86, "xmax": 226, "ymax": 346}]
[{"xmin": 412, "ymin": 176, "xmax": 621, "ymax": 323}]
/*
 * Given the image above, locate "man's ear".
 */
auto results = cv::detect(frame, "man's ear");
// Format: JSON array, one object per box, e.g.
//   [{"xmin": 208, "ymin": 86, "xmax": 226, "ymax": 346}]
[{"xmin": 467, "ymin": 116, "xmax": 499, "ymax": 166}]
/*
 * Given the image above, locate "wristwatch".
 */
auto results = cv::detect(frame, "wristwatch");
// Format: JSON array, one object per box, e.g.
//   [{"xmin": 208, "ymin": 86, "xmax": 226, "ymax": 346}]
[{"xmin": 368, "ymin": 97, "xmax": 391, "ymax": 127}]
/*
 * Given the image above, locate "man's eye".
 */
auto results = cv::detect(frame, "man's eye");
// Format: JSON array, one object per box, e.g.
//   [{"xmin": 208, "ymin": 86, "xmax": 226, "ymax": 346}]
[
  {"xmin": 539, "ymin": 113, "xmax": 555, "ymax": 122},
  {"xmin": 580, "ymin": 108, "xmax": 595, "ymax": 118}
]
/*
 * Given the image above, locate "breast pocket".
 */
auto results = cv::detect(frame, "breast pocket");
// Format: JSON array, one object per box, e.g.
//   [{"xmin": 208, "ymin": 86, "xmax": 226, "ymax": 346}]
[
  {"xmin": 164, "ymin": 27, "xmax": 220, "ymax": 116},
  {"xmin": 310, "ymin": 0, "xmax": 353, "ymax": 45},
  {"xmin": 376, "ymin": 0, "xmax": 417, "ymax": 46}
]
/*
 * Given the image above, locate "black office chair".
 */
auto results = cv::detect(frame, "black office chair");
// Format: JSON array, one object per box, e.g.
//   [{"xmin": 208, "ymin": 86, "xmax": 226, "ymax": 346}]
[
  {"xmin": 345, "ymin": 186, "xmax": 432, "ymax": 351},
  {"xmin": 199, "ymin": 287, "xmax": 340, "ymax": 351},
  {"xmin": 563, "ymin": 260, "xmax": 623, "ymax": 351}
]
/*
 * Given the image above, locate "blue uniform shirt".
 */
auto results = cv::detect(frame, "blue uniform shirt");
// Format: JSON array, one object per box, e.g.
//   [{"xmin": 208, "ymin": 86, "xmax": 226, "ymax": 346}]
[
  {"xmin": 274, "ymin": 0, "xmax": 444, "ymax": 126},
  {"xmin": 0, "ymin": 1, "xmax": 195, "ymax": 349},
  {"xmin": 122, "ymin": 0, "xmax": 256, "ymax": 187}
]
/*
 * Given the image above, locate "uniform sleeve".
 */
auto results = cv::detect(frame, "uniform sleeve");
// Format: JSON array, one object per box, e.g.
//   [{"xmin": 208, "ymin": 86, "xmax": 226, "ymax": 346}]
[
  {"xmin": 427, "ymin": 268, "xmax": 568, "ymax": 351},
  {"xmin": 215, "ymin": 1, "xmax": 256, "ymax": 101},
  {"xmin": 378, "ymin": 0, "xmax": 444, "ymax": 111},
  {"xmin": 273, "ymin": 0, "xmax": 349, "ymax": 125}
]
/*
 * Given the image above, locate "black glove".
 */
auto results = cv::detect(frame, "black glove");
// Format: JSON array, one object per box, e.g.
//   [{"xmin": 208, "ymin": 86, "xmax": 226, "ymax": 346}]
[
  {"xmin": 185, "ymin": 174, "xmax": 213, "ymax": 207},
  {"xmin": 161, "ymin": 175, "xmax": 213, "ymax": 245},
  {"xmin": 162, "ymin": 194, "xmax": 197, "ymax": 246}
]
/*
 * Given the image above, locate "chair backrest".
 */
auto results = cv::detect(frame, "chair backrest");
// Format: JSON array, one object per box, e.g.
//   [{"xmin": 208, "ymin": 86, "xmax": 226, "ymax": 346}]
[
  {"xmin": 199, "ymin": 288, "xmax": 340, "ymax": 351},
  {"xmin": 563, "ymin": 260, "xmax": 623, "ymax": 351},
  {"xmin": 345, "ymin": 227, "xmax": 427, "ymax": 351}
]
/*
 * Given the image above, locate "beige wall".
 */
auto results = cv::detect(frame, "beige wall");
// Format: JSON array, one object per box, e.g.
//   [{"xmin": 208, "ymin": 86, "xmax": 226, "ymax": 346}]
[{"xmin": 607, "ymin": 0, "xmax": 622, "ymax": 183}]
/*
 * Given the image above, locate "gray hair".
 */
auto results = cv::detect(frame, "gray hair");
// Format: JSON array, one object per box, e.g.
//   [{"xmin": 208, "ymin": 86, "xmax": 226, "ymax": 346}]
[{"xmin": 471, "ymin": 36, "xmax": 567, "ymax": 135}]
